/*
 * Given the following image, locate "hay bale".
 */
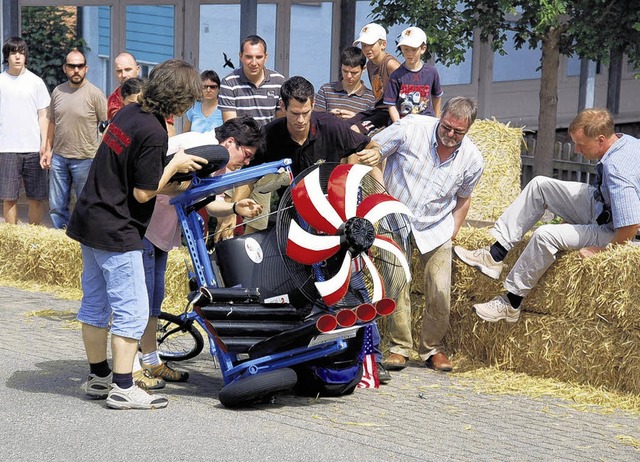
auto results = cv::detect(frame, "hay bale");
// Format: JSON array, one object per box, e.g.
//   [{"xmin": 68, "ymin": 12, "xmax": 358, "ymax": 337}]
[
  {"xmin": 452, "ymin": 226, "xmax": 640, "ymax": 330},
  {"xmin": 0, "ymin": 223, "xmax": 191, "ymax": 313},
  {"xmin": 466, "ymin": 118, "xmax": 524, "ymax": 221},
  {"xmin": 162, "ymin": 247, "xmax": 191, "ymax": 314},
  {"xmin": 446, "ymin": 310, "xmax": 640, "ymax": 395},
  {"xmin": 0, "ymin": 223, "xmax": 82, "ymax": 290}
]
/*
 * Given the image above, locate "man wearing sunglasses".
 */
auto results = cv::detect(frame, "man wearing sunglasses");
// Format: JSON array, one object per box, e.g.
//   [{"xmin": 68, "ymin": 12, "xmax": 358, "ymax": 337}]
[
  {"xmin": 42, "ymin": 50, "xmax": 108, "ymax": 229},
  {"xmin": 373, "ymin": 96, "xmax": 484, "ymax": 373}
]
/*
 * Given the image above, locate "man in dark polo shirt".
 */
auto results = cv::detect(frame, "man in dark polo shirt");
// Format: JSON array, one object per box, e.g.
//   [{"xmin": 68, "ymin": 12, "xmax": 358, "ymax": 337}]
[
  {"xmin": 257, "ymin": 75, "xmax": 380, "ymax": 176},
  {"xmin": 218, "ymin": 35, "xmax": 285, "ymax": 127},
  {"xmin": 245, "ymin": 76, "xmax": 391, "ymax": 383}
]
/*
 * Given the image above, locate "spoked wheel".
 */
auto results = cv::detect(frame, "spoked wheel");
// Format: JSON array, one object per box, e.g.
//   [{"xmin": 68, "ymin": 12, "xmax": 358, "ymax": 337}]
[
  {"xmin": 155, "ymin": 312, "xmax": 204, "ymax": 361},
  {"xmin": 218, "ymin": 368, "xmax": 298, "ymax": 408}
]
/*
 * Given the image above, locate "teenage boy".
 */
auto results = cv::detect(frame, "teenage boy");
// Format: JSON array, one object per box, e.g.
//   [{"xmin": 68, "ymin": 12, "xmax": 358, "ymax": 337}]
[
  {"xmin": 350, "ymin": 23, "xmax": 401, "ymax": 134},
  {"xmin": 315, "ymin": 47, "xmax": 376, "ymax": 120},
  {"xmin": 384, "ymin": 26, "xmax": 443, "ymax": 122},
  {"xmin": 0, "ymin": 37, "xmax": 50, "ymax": 225}
]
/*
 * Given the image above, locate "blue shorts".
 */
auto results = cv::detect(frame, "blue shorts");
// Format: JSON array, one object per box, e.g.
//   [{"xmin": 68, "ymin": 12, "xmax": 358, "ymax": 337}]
[
  {"xmin": 77, "ymin": 245, "xmax": 149, "ymax": 340},
  {"xmin": 142, "ymin": 238, "xmax": 169, "ymax": 317}
]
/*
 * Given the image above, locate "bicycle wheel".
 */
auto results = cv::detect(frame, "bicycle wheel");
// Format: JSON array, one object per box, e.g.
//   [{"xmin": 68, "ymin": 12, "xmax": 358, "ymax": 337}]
[{"xmin": 156, "ymin": 312, "xmax": 204, "ymax": 361}]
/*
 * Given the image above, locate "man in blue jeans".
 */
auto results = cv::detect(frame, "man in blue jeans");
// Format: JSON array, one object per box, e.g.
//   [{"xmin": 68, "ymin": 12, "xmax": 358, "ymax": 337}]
[
  {"xmin": 66, "ymin": 59, "xmax": 206, "ymax": 410},
  {"xmin": 42, "ymin": 50, "xmax": 107, "ymax": 229}
]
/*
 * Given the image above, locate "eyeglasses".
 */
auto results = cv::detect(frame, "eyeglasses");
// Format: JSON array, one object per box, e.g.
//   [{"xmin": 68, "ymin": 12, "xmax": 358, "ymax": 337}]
[
  {"xmin": 236, "ymin": 144, "xmax": 255, "ymax": 160},
  {"xmin": 439, "ymin": 121, "xmax": 467, "ymax": 137},
  {"xmin": 203, "ymin": 84, "xmax": 219, "ymax": 90},
  {"xmin": 65, "ymin": 63, "xmax": 86, "ymax": 70}
]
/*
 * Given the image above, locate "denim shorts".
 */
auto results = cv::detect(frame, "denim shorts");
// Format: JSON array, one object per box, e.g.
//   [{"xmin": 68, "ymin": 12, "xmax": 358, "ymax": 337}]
[
  {"xmin": 142, "ymin": 238, "xmax": 169, "ymax": 317},
  {"xmin": 77, "ymin": 245, "xmax": 149, "ymax": 340},
  {"xmin": 0, "ymin": 152, "xmax": 48, "ymax": 201}
]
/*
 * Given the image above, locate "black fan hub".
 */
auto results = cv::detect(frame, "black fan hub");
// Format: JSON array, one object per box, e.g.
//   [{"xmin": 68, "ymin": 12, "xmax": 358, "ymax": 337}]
[{"xmin": 342, "ymin": 217, "xmax": 375, "ymax": 255}]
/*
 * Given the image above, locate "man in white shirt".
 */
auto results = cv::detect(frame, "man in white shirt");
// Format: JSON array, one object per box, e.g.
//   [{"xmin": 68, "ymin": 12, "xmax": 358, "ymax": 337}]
[
  {"xmin": 0, "ymin": 37, "xmax": 50, "ymax": 224},
  {"xmin": 374, "ymin": 97, "xmax": 484, "ymax": 372}
]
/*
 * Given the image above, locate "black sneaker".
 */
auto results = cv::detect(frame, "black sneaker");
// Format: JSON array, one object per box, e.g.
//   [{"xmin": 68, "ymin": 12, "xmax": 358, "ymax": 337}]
[{"xmin": 376, "ymin": 362, "xmax": 392, "ymax": 384}]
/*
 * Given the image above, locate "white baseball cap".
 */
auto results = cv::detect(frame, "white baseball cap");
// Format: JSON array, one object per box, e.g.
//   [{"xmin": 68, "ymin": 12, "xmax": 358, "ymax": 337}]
[
  {"xmin": 397, "ymin": 26, "xmax": 427, "ymax": 48},
  {"xmin": 353, "ymin": 23, "xmax": 387, "ymax": 46}
]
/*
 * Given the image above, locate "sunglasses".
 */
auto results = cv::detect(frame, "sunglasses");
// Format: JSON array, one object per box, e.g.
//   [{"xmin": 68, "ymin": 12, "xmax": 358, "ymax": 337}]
[
  {"xmin": 203, "ymin": 84, "xmax": 219, "ymax": 90},
  {"xmin": 65, "ymin": 63, "xmax": 86, "ymax": 70}
]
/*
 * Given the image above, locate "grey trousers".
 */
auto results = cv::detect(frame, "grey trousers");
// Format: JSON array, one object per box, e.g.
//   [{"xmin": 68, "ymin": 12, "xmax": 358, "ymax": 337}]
[
  {"xmin": 492, "ymin": 176, "xmax": 614, "ymax": 297},
  {"xmin": 387, "ymin": 239, "xmax": 452, "ymax": 360}
]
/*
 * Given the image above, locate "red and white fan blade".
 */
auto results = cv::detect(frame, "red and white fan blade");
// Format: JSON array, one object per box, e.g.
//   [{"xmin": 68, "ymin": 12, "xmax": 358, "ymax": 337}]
[
  {"xmin": 356, "ymin": 194, "xmax": 414, "ymax": 224},
  {"xmin": 372, "ymin": 235, "xmax": 412, "ymax": 283},
  {"xmin": 361, "ymin": 253, "xmax": 385, "ymax": 303},
  {"xmin": 291, "ymin": 167, "xmax": 344, "ymax": 234},
  {"xmin": 327, "ymin": 164, "xmax": 372, "ymax": 221},
  {"xmin": 286, "ymin": 220, "xmax": 341, "ymax": 265},
  {"xmin": 314, "ymin": 251, "xmax": 353, "ymax": 306}
]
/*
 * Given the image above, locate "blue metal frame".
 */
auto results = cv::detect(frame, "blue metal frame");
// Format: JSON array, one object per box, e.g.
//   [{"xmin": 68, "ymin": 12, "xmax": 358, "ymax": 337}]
[
  {"xmin": 170, "ymin": 159, "xmax": 359, "ymax": 386},
  {"xmin": 170, "ymin": 160, "xmax": 292, "ymax": 287}
]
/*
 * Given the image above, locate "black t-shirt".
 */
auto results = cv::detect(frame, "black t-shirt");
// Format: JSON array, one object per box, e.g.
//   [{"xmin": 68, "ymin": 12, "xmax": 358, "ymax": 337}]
[
  {"xmin": 66, "ymin": 103, "xmax": 168, "ymax": 252},
  {"xmin": 256, "ymin": 111, "xmax": 371, "ymax": 176}
]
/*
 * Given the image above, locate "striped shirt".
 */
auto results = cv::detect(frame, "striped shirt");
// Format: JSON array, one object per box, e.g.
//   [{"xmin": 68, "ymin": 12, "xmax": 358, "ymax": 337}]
[
  {"xmin": 218, "ymin": 67, "xmax": 285, "ymax": 127},
  {"xmin": 373, "ymin": 115, "xmax": 484, "ymax": 253},
  {"xmin": 600, "ymin": 134, "xmax": 640, "ymax": 229},
  {"xmin": 315, "ymin": 80, "xmax": 376, "ymax": 115}
]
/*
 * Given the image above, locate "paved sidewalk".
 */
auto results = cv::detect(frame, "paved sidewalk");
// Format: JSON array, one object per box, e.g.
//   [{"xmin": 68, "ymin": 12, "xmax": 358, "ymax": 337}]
[{"xmin": 1, "ymin": 286, "xmax": 639, "ymax": 461}]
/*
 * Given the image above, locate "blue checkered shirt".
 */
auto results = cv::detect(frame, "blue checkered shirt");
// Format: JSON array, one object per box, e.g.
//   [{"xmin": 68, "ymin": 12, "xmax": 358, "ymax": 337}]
[{"xmin": 600, "ymin": 134, "xmax": 640, "ymax": 229}]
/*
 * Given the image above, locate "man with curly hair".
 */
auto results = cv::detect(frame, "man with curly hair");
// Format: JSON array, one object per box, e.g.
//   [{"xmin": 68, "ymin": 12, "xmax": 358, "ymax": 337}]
[{"xmin": 66, "ymin": 59, "xmax": 206, "ymax": 410}]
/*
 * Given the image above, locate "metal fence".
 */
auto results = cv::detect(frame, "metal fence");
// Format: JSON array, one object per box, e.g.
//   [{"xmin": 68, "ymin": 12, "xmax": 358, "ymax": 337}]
[{"xmin": 521, "ymin": 135, "xmax": 597, "ymax": 188}]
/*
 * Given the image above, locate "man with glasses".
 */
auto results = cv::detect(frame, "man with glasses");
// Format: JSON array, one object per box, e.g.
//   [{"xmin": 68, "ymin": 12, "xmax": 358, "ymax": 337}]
[
  {"xmin": 42, "ymin": 49, "xmax": 107, "ymax": 229},
  {"xmin": 454, "ymin": 108, "xmax": 640, "ymax": 323},
  {"xmin": 374, "ymin": 96, "xmax": 484, "ymax": 372}
]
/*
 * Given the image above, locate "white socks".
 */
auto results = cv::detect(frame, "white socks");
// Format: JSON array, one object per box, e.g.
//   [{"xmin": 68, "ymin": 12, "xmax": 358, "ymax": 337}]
[{"xmin": 142, "ymin": 351, "xmax": 162, "ymax": 366}]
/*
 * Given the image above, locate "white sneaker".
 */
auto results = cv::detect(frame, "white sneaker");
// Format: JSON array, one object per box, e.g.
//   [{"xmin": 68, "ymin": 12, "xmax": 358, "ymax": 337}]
[
  {"xmin": 454, "ymin": 246, "xmax": 504, "ymax": 280},
  {"xmin": 106, "ymin": 383, "xmax": 169, "ymax": 410},
  {"xmin": 473, "ymin": 295, "xmax": 521, "ymax": 323},
  {"xmin": 83, "ymin": 373, "xmax": 112, "ymax": 399}
]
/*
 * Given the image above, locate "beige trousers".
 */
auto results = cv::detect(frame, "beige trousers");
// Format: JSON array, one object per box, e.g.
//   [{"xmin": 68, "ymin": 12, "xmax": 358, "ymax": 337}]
[{"xmin": 387, "ymin": 239, "xmax": 452, "ymax": 361}]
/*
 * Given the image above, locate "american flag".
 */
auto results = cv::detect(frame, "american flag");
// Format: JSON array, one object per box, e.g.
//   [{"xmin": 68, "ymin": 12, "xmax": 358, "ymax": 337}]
[{"xmin": 357, "ymin": 324, "xmax": 380, "ymax": 388}]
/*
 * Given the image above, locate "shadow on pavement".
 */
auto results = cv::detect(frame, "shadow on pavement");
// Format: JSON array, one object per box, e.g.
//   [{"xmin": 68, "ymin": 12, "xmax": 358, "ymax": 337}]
[{"xmin": 6, "ymin": 359, "xmax": 88, "ymax": 399}]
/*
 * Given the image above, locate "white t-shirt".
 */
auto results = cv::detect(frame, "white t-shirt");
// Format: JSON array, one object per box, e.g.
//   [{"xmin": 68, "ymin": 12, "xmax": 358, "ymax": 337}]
[{"xmin": 0, "ymin": 69, "xmax": 50, "ymax": 153}]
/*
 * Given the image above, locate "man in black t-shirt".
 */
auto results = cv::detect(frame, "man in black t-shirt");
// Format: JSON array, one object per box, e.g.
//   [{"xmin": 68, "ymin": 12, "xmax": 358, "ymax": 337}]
[
  {"xmin": 222, "ymin": 77, "xmax": 393, "ymax": 383},
  {"xmin": 66, "ymin": 59, "xmax": 206, "ymax": 410},
  {"xmin": 220, "ymin": 76, "xmax": 382, "ymax": 237},
  {"xmin": 257, "ymin": 76, "xmax": 380, "ymax": 176}
]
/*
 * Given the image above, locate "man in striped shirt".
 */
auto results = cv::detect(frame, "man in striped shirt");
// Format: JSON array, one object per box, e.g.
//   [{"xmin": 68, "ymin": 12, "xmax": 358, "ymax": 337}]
[
  {"xmin": 218, "ymin": 35, "xmax": 285, "ymax": 127},
  {"xmin": 455, "ymin": 108, "xmax": 640, "ymax": 324},
  {"xmin": 374, "ymin": 97, "xmax": 484, "ymax": 372},
  {"xmin": 314, "ymin": 47, "xmax": 376, "ymax": 123}
]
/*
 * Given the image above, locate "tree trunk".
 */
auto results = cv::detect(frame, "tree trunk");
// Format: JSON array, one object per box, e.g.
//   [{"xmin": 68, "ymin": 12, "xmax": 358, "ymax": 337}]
[
  {"xmin": 533, "ymin": 27, "xmax": 562, "ymax": 178},
  {"xmin": 606, "ymin": 49, "xmax": 623, "ymax": 115}
]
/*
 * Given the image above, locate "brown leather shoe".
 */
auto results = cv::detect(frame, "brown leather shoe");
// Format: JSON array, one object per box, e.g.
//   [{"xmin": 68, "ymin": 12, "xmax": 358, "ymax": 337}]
[
  {"xmin": 382, "ymin": 353, "xmax": 408, "ymax": 371},
  {"xmin": 425, "ymin": 352, "xmax": 453, "ymax": 372}
]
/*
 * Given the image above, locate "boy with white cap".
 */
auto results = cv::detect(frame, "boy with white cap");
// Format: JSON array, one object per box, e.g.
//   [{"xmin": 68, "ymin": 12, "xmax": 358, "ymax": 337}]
[
  {"xmin": 350, "ymin": 23, "xmax": 401, "ymax": 134},
  {"xmin": 384, "ymin": 26, "xmax": 443, "ymax": 122}
]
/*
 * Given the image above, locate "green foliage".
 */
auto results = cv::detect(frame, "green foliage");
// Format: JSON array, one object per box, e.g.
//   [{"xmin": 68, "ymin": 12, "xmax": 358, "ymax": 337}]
[
  {"xmin": 568, "ymin": 0, "xmax": 640, "ymax": 69},
  {"xmin": 21, "ymin": 6, "xmax": 86, "ymax": 91},
  {"xmin": 368, "ymin": 0, "xmax": 639, "ymax": 68}
]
